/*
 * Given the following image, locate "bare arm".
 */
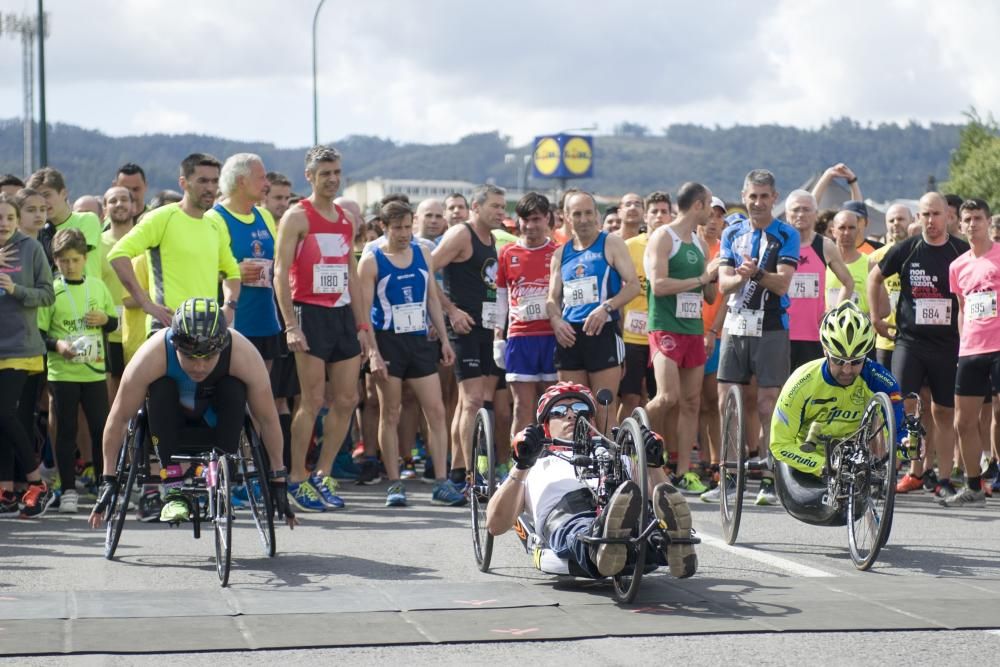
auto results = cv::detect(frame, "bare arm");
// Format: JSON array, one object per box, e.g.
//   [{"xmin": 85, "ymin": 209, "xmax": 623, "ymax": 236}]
[
  {"xmin": 346, "ymin": 250, "xmax": 376, "ymax": 357},
  {"xmin": 111, "ymin": 256, "xmax": 172, "ymax": 327},
  {"xmin": 421, "ymin": 247, "xmax": 455, "ymax": 366},
  {"xmin": 431, "ymin": 225, "xmax": 474, "ymax": 332},
  {"xmin": 356, "ymin": 252, "xmax": 386, "ymax": 379},
  {"xmin": 274, "ymin": 208, "xmax": 308, "ymax": 352},
  {"xmin": 823, "ymin": 238, "xmax": 855, "ymax": 305},
  {"xmin": 757, "ymin": 264, "xmax": 795, "ymax": 296},
  {"xmin": 486, "ymin": 469, "xmax": 528, "ymax": 536},
  {"xmin": 646, "ymin": 228, "xmax": 714, "ymax": 297},
  {"xmin": 546, "ymin": 249, "xmax": 575, "ymax": 348},
  {"xmin": 232, "ymin": 333, "xmax": 284, "ymax": 472},
  {"xmin": 866, "ymin": 264, "xmax": 894, "ymax": 339}
]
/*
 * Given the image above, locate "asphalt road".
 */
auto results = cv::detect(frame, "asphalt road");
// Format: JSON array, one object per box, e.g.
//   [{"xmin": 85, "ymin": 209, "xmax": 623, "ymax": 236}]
[{"xmin": 2, "ymin": 478, "xmax": 999, "ymax": 664}]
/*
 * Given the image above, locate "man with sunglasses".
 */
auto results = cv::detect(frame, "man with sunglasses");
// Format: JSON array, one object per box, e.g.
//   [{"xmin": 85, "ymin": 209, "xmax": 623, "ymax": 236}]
[
  {"xmin": 89, "ymin": 298, "xmax": 297, "ymax": 528},
  {"xmin": 485, "ymin": 382, "xmax": 697, "ymax": 581},
  {"xmin": 770, "ymin": 302, "xmax": 904, "ymax": 477}
]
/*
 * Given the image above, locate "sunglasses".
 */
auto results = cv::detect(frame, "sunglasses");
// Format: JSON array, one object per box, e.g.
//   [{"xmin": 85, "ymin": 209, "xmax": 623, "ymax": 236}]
[
  {"xmin": 828, "ymin": 355, "xmax": 865, "ymax": 367},
  {"xmin": 548, "ymin": 402, "xmax": 593, "ymax": 420}
]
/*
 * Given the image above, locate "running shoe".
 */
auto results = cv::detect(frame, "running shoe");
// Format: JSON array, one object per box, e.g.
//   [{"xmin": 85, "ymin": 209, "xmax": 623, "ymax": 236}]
[
  {"xmin": 431, "ymin": 480, "xmax": 467, "ymax": 506},
  {"xmin": 588, "ymin": 481, "xmax": 640, "ymax": 577},
  {"xmin": 677, "ymin": 471, "xmax": 708, "ymax": 496},
  {"xmin": 230, "ymin": 485, "xmax": 249, "ymax": 510},
  {"xmin": 938, "ymin": 486, "xmax": 986, "ymax": 507},
  {"xmin": 386, "ymin": 481, "xmax": 407, "ymax": 507},
  {"xmin": 331, "ymin": 451, "xmax": 361, "ymax": 480},
  {"xmin": 400, "ymin": 463, "xmax": 417, "ymax": 480},
  {"xmin": 0, "ymin": 489, "xmax": 20, "ymax": 514},
  {"xmin": 20, "ymin": 481, "xmax": 55, "ymax": 518},
  {"xmin": 921, "ymin": 469, "xmax": 939, "ymax": 492},
  {"xmin": 58, "ymin": 489, "xmax": 79, "ymax": 514},
  {"xmin": 310, "ymin": 473, "xmax": 346, "ymax": 509},
  {"xmin": 754, "ymin": 479, "xmax": 779, "ymax": 506},
  {"xmin": 494, "ymin": 461, "xmax": 511, "ymax": 484},
  {"xmin": 896, "ymin": 474, "xmax": 924, "ymax": 494},
  {"xmin": 159, "ymin": 490, "xmax": 191, "ymax": 523},
  {"xmin": 355, "ymin": 458, "xmax": 383, "ymax": 486},
  {"xmin": 934, "ymin": 479, "xmax": 958, "ymax": 499},
  {"xmin": 652, "ymin": 482, "xmax": 698, "ymax": 578},
  {"xmin": 412, "ymin": 439, "xmax": 427, "ymax": 463},
  {"xmin": 422, "ymin": 458, "xmax": 436, "ymax": 484},
  {"xmin": 983, "ymin": 459, "xmax": 999, "ymax": 482},
  {"xmin": 138, "ymin": 488, "xmax": 163, "ymax": 522},
  {"xmin": 700, "ymin": 478, "xmax": 737, "ymax": 503},
  {"xmin": 287, "ymin": 479, "xmax": 327, "ymax": 513},
  {"xmin": 76, "ymin": 465, "xmax": 96, "ymax": 492}
]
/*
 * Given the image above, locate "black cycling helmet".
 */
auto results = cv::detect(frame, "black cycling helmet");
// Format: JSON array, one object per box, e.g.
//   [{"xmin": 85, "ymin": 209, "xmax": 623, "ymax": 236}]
[{"xmin": 170, "ymin": 297, "xmax": 230, "ymax": 357}]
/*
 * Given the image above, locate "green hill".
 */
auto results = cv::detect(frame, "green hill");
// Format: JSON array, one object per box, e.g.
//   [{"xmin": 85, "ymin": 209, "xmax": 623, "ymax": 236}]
[{"xmin": 0, "ymin": 117, "xmax": 959, "ymax": 203}]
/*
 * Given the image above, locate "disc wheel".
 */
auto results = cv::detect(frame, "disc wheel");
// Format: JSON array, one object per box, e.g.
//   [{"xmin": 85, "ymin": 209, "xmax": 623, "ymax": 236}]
[
  {"xmin": 105, "ymin": 416, "xmax": 143, "ymax": 560},
  {"xmin": 240, "ymin": 423, "xmax": 276, "ymax": 557},
  {"xmin": 847, "ymin": 392, "xmax": 897, "ymax": 570},
  {"xmin": 471, "ymin": 408, "xmax": 496, "ymax": 572},
  {"xmin": 213, "ymin": 456, "xmax": 234, "ymax": 586},
  {"xmin": 720, "ymin": 384, "xmax": 747, "ymax": 545},
  {"xmin": 611, "ymin": 417, "xmax": 649, "ymax": 604}
]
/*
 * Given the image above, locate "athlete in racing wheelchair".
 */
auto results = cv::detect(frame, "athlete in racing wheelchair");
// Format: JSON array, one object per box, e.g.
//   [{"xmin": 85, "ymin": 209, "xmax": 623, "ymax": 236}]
[
  {"xmin": 485, "ymin": 382, "xmax": 698, "ymax": 583},
  {"xmin": 88, "ymin": 298, "xmax": 297, "ymax": 529}
]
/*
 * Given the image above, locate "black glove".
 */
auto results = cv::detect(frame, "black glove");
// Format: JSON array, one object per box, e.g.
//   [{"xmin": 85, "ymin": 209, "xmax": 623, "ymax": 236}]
[
  {"xmin": 92, "ymin": 475, "xmax": 118, "ymax": 516},
  {"xmin": 512, "ymin": 424, "xmax": 545, "ymax": 470},
  {"xmin": 269, "ymin": 480, "xmax": 296, "ymax": 526},
  {"xmin": 643, "ymin": 428, "xmax": 665, "ymax": 468}
]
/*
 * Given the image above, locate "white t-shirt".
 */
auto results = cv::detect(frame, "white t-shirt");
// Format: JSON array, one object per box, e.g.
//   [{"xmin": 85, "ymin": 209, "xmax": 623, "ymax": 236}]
[{"xmin": 523, "ymin": 454, "xmax": 588, "ymax": 529}]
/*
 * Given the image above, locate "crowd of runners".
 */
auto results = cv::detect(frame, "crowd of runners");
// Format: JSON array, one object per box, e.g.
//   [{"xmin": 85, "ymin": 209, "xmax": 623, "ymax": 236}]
[{"xmin": 2, "ymin": 149, "xmax": 999, "ymax": 523}]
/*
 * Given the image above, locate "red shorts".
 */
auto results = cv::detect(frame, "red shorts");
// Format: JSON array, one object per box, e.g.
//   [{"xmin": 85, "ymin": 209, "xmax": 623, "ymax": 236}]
[{"xmin": 648, "ymin": 330, "xmax": 707, "ymax": 369}]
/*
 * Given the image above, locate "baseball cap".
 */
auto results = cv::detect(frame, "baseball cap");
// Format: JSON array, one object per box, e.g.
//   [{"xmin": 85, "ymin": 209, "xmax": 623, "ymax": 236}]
[
  {"xmin": 841, "ymin": 200, "xmax": 868, "ymax": 219},
  {"xmin": 711, "ymin": 196, "xmax": 726, "ymax": 212}
]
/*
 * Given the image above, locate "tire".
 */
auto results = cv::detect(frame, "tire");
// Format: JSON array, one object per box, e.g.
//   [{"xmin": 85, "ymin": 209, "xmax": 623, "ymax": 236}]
[
  {"xmin": 720, "ymin": 385, "xmax": 747, "ymax": 545},
  {"xmin": 847, "ymin": 392, "xmax": 897, "ymax": 570},
  {"xmin": 213, "ymin": 456, "xmax": 233, "ymax": 587},
  {"xmin": 105, "ymin": 415, "xmax": 143, "ymax": 560},
  {"xmin": 630, "ymin": 406, "xmax": 652, "ymax": 431},
  {"xmin": 240, "ymin": 421, "xmax": 276, "ymax": 558},
  {"xmin": 611, "ymin": 416, "xmax": 649, "ymax": 604},
  {"xmin": 471, "ymin": 408, "xmax": 496, "ymax": 572}
]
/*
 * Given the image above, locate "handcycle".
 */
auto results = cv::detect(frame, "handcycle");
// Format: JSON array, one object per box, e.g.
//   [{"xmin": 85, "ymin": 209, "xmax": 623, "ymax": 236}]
[
  {"xmin": 719, "ymin": 384, "xmax": 898, "ymax": 570},
  {"xmin": 101, "ymin": 407, "xmax": 276, "ymax": 586},
  {"xmin": 470, "ymin": 391, "xmax": 699, "ymax": 603}
]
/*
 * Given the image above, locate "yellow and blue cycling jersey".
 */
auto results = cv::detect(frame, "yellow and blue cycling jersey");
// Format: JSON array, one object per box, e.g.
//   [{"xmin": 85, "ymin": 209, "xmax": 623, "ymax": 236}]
[{"xmin": 770, "ymin": 358, "xmax": 904, "ymax": 476}]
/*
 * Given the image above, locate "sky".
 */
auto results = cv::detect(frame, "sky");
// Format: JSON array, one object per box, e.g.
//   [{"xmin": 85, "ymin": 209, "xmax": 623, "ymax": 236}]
[{"xmin": 0, "ymin": 0, "xmax": 997, "ymax": 149}]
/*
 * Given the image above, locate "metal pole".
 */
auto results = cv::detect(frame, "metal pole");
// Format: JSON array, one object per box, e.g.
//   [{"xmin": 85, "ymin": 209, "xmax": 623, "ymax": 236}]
[
  {"xmin": 37, "ymin": 0, "xmax": 47, "ymax": 166},
  {"xmin": 312, "ymin": 0, "xmax": 327, "ymax": 147}
]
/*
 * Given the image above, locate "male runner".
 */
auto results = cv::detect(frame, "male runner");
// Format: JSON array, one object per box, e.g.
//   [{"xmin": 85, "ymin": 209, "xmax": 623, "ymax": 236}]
[{"xmin": 25, "ymin": 167, "xmax": 103, "ymax": 277}]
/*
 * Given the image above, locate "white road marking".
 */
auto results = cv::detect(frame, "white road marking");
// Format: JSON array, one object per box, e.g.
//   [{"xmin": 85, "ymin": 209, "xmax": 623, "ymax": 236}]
[{"xmin": 697, "ymin": 532, "xmax": 837, "ymax": 578}]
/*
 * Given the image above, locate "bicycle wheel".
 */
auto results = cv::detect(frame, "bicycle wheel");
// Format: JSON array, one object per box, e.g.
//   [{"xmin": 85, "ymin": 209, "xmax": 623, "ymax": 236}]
[
  {"xmin": 720, "ymin": 384, "xmax": 747, "ymax": 545},
  {"xmin": 471, "ymin": 408, "xmax": 496, "ymax": 572},
  {"xmin": 240, "ymin": 421, "xmax": 276, "ymax": 557},
  {"xmin": 105, "ymin": 415, "xmax": 143, "ymax": 560},
  {"xmin": 847, "ymin": 392, "xmax": 896, "ymax": 570},
  {"xmin": 611, "ymin": 416, "xmax": 649, "ymax": 604},
  {"xmin": 630, "ymin": 406, "xmax": 652, "ymax": 431},
  {"xmin": 213, "ymin": 456, "xmax": 233, "ymax": 586}
]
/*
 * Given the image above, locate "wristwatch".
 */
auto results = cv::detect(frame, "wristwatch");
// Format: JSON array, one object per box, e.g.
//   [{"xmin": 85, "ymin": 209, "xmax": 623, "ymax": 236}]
[
  {"xmin": 602, "ymin": 302, "xmax": 614, "ymax": 315},
  {"xmin": 224, "ymin": 300, "xmax": 238, "ymax": 309}
]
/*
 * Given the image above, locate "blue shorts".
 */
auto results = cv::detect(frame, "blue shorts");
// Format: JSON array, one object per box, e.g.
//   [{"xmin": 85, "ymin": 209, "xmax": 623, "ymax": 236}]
[
  {"xmin": 704, "ymin": 337, "xmax": 721, "ymax": 376},
  {"xmin": 505, "ymin": 335, "xmax": 558, "ymax": 383}
]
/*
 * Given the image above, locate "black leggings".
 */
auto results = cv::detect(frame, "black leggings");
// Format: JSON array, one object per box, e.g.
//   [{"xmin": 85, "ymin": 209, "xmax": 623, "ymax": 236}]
[
  {"xmin": 146, "ymin": 375, "xmax": 246, "ymax": 464},
  {"xmin": 0, "ymin": 369, "xmax": 39, "ymax": 482},
  {"xmin": 50, "ymin": 380, "xmax": 108, "ymax": 490}
]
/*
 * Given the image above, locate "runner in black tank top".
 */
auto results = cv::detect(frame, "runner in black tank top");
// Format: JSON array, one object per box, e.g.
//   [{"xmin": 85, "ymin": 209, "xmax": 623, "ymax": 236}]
[{"xmin": 443, "ymin": 222, "xmax": 498, "ymax": 330}]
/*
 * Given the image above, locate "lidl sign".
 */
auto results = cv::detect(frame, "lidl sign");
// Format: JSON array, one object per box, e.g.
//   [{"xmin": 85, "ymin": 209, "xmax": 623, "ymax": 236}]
[{"xmin": 531, "ymin": 134, "xmax": 593, "ymax": 179}]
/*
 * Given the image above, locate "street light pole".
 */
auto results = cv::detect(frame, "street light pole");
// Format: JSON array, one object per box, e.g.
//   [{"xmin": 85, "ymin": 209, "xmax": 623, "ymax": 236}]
[
  {"xmin": 311, "ymin": 0, "xmax": 327, "ymax": 147},
  {"xmin": 37, "ymin": 0, "xmax": 47, "ymax": 166}
]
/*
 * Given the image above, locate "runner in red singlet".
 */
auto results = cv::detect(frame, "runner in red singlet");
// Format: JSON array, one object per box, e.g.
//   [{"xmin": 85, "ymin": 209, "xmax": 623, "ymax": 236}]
[{"xmin": 274, "ymin": 145, "xmax": 377, "ymax": 512}]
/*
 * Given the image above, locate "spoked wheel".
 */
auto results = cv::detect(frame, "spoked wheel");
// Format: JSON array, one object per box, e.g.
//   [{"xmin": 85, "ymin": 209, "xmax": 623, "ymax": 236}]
[
  {"xmin": 630, "ymin": 406, "xmax": 652, "ymax": 431},
  {"xmin": 847, "ymin": 392, "xmax": 897, "ymax": 570},
  {"xmin": 240, "ymin": 422, "xmax": 276, "ymax": 557},
  {"xmin": 611, "ymin": 417, "xmax": 649, "ymax": 604},
  {"xmin": 105, "ymin": 416, "xmax": 143, "ymax": 560},
  {"xmin": 213, "ymin": 456, "xmax": 234, "ymax": 586},
  {"xmin": 471, "ymin": 408, "xmax": 496, "ymax": 572},
  {"xmin": 720, "ymin": 385, "xmax": 747, "ymax": 545}
]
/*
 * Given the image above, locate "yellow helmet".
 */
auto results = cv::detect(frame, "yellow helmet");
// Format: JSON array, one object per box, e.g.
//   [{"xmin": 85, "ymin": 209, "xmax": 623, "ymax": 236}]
[{"xmin": 819, "ymin": 301, "xmax": 874, "ymax": 359}]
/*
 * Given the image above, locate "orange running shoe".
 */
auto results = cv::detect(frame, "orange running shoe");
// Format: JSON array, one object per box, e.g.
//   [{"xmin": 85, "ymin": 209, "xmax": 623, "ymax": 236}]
[{"xmin": 896, "ymin": 473, "xmax": 923, "ymax": 494}]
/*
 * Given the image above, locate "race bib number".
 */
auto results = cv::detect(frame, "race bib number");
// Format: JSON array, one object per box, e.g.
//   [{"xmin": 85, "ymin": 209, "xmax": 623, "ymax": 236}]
[
  {"xmin": 676, "ymin": 292, "xmax": 702, "ymax": 319},
  {"xmin": 914, "ymin": 298, "xmax": 952, "ymax": 326},
  {"xmin": 242, "ymin": 258, "xmax": 274, "ymax": 288},
  {"xmin": 790, "ymin": 273, "xmax": 819, "ymax": 299},
  {"xmin": 826, "ymin": 288, "xmax": 859, "ymax": 306},
  {"xmin": 392, "ymin": 302, "xmax": 426, "ymax": 333},
  {"xmin": 724, "ymin": 309, "xmax": 763, "ymax": 337},
  {"xmin": 564, "ymin": 276, "xmax": 599, "ymax": 308},
  {"xmin": 965, "ymin": 291, "xmax": 997, "ymax": 321},
  {"xmin": 481, "ymin": 301, "xmax": 499, "ymax": 329},
  {"xmin": 515, "ymin": 295, "xmax": 547, "ymax": 322},
  {"xmin": 313, "ymin": 264, "xmax": 347, "ymax": 294},
  {"xmin": 889, "ymin": 290, "xmax": 900, "ymax": 312},
  {"xmin": 68, "ymin": 334, "xmax": 101, "ymax": 364},
  {"xmin": 624, "ymin": 310, "xmax": 648, "ymax": 335}
]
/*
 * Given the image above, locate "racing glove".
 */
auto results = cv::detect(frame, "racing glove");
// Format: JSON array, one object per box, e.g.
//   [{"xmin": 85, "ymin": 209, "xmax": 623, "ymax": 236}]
[
  {"xmin": 92, "ymin": 475, "xmax": 118, "ymax": 516},
  {"xmin": 642, "ymin": 427, "xmax": 665, "ymax": 468},
  {"xmin": 269, "ymin": 480, "xmax": 297, "ymax": 528},
  {"xmin": 511, "ymin": 424, "xmax": 545, "ymax": 469}
]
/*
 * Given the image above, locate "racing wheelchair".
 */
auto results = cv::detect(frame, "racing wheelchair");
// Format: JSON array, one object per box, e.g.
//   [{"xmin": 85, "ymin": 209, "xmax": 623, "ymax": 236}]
[
  {"xmin": 470, "ymin": 390, "xmax": 699, "ymax": 603},
  {"xmin": 101, "ymin": 407, "xmax": 276, "ymax": 586},
  {"xmin": 719, "ymin": 384, "xmax": 901, "ymax": 570}
]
